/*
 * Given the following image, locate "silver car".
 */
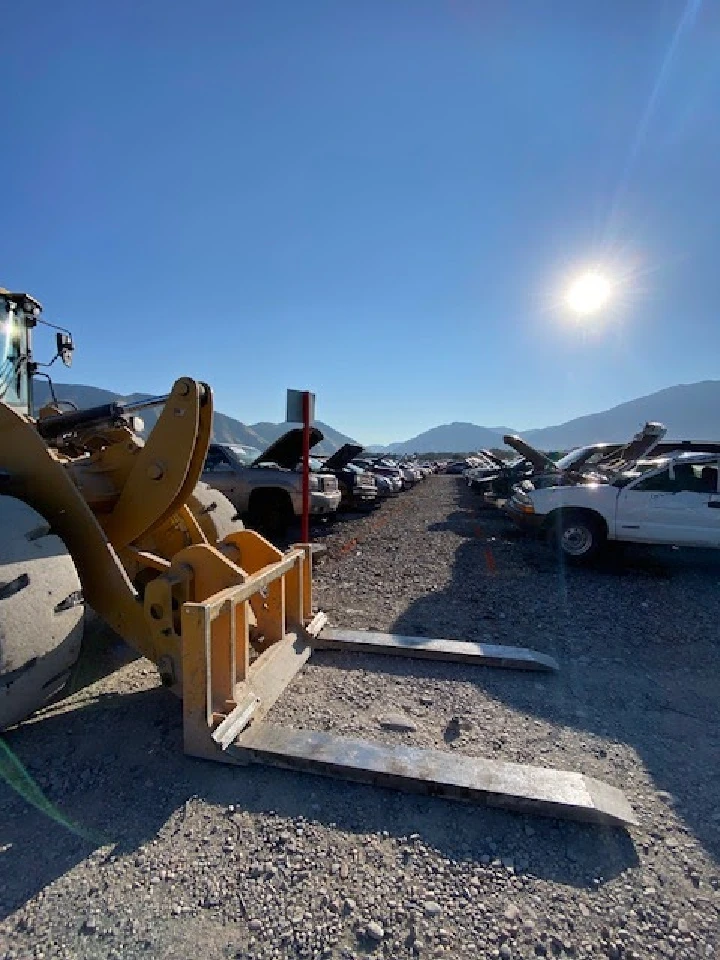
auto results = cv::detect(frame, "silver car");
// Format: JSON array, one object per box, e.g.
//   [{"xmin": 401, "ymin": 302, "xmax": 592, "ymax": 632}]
[{"xmin": 202, "ymin": 428, "xmax": 341, "ymax": 534}]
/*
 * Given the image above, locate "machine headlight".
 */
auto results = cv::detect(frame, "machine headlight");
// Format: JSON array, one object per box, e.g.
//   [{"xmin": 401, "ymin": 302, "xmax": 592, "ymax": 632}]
[{"xmin": 309, "ymin": 475, "xmax": 320, "ymax": 492}]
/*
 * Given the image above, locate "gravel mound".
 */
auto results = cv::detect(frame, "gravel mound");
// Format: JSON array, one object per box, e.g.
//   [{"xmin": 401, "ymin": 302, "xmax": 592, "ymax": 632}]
[{"xmin": 1, "ymin": 476, "xmax": 718, "ymax": 959}]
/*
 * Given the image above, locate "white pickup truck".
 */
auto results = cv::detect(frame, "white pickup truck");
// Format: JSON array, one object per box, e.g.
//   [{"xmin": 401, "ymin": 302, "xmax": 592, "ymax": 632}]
[{"xmin": 505, "ymin": 451, "xmax": 720, "ymax": 562}]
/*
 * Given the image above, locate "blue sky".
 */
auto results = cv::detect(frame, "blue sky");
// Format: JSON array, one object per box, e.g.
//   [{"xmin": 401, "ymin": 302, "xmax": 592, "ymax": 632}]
[{"xmin": 2, "ymin": 1, "xmax": 718, "ymax": 445}]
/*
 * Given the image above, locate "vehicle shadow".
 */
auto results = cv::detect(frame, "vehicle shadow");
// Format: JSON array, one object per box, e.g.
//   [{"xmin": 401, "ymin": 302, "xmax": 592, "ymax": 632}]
[{"xmin": 392, "ymin": 479, "xmax": 720, "ymax": 869}]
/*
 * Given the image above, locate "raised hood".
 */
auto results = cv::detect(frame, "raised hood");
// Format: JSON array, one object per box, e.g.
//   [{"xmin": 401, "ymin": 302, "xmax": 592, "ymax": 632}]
[
  {"xmin": 480, "ymin": 449, "xmax": 506, "ymax": 467},
  {"xmin": 322, "ymin": 443, "xmax": 364, "ymax": 471},
  {"xmin": 251, "ymin": 427, "xmax": 324, "ymax": 469},
  {"xmin": 503, "ymin": 435, "xmax": 557, "ymax": 472},
  {"xmin": 596, "ymin": 421, "xmax": 667, "ymax": 469}
]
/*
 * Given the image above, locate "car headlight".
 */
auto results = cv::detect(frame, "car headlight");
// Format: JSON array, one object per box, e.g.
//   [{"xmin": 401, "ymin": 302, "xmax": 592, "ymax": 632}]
[{"xmin": 510, "ymin": 490, "xmax": 535, "ymax": 513}]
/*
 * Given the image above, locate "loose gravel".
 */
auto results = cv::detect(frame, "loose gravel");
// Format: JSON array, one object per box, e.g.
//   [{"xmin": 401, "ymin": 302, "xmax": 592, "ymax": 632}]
[{"xmin": 1, "ymin": 476, "xmax": 718, "ymax": 959}]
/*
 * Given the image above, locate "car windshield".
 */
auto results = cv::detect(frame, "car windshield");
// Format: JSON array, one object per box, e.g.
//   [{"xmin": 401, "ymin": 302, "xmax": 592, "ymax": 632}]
[
  {"xmin": 553, "ymin": 446, "xmax": 601, "ymax": 470},
  {"xmin": 613, "ymin": 457, "xmax": 670, "ymax": 487},
  {"xmin": 225, "ymin": 444, "xmax": 263, "ymax": 466}
]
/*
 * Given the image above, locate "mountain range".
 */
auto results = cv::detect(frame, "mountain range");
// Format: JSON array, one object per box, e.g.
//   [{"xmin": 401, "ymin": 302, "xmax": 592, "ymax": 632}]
[
  {"xmin": 373, "ymin": 380, "xmax": 720, "ymax": 453},
  {"xmin": 35, "ymin": 379, "xmax": 720, "ymax": 456}
]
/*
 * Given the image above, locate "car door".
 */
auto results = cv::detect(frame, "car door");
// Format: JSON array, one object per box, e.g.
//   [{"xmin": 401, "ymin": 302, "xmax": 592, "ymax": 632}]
[
  {"xmin": 616, "ymin": 459, "xmax": 720, "ymax": 546},
  {"xmin": 201, "ymin": 446, "xmax": 240, "ymax": 503}
]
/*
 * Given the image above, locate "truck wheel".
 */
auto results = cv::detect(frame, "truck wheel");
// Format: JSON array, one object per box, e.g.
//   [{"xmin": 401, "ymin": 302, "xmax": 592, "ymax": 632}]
[
  {"xmin": 0, "ymin": 497, "xmax": 85, "ymax": 730},
  {"xmin": 550, "ymin": 510, "xmax": 606, "ymax": 563},
  {"xmin": 189, "ymin": 482, "xmax": 244, "ymax": 542},
  {"xmin": 248, "ymin": 490, "xmax": 293, "ymax": 536}
]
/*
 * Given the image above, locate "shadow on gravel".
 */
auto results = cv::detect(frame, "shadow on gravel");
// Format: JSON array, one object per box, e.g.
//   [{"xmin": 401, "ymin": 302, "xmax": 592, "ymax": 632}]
[
  {"xmin": 1, "ymin": 670, "xmax": 637, "ymax": 919},
  {"xmin": 392, "ymin": 479, "xmax": 720, "ymax": 869},
  {"xmin": 2, "ymin": 480, "xmax": 716, "ymax": 916}
]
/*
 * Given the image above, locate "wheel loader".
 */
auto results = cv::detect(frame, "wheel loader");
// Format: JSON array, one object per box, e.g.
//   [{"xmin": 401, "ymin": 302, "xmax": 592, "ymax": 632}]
[{"xmin": 0, "ymin": 288, "xmax": 637, "ymax": 829}]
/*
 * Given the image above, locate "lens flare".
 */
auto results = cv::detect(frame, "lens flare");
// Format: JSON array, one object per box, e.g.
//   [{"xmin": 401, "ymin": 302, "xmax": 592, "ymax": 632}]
[{"xmin": 565, "ymin": 272, "xmax": 612, "ymax": 315}]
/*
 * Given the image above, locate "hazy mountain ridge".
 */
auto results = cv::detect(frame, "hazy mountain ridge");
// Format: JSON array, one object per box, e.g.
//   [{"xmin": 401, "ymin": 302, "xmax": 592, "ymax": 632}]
[
  {"xmin": 371, "ymin": 380, "xmax": 720, "ymax": 453},
  {"xmin": 379, "ymin": 421, "xmax": 510, "ymax": 455},
  {"xmin": 35, "ymin": 378, "xmax": 720, "ymax": 456},
  {"xmin": 522, "ymin": 380, "xmax": 720, "ymax": 449}
]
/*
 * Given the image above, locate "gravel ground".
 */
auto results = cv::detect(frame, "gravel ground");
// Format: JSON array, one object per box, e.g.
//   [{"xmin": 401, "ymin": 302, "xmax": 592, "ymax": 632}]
[{"xmin": 1, "ymin": 475, "xmax": 719, "ymax": 959}]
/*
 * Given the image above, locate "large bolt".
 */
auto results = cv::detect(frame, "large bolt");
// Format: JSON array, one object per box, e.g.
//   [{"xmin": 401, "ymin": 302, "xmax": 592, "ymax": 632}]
[{"xmin": 148, "ymin": 463, "xmax": 164, "ymax": 480}]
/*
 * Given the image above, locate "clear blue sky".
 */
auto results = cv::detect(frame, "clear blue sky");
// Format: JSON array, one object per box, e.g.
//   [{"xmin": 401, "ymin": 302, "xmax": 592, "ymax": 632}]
[{"xmin": 2, "ymin": 1, "xmax": 718, "ymax": 444}]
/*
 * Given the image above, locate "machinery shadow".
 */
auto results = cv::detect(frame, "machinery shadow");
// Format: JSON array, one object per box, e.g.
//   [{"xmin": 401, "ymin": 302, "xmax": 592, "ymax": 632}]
[
  {"xmin": 5, "ymin": 479, "xmax": 716, "ymax": 917},
  {"xmin": 391, "ymin": 479, "xmax": 720, "ymax": 868},
  {"xmin": 1, "ymin": 669, "xmax": 636, "ymax": 920}
]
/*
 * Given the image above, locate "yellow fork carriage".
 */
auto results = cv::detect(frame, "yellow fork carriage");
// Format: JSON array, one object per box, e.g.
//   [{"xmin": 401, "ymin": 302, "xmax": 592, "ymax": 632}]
[{"xmin": 0, "ymin": 289, "xmax": 636, "ymax": 830}]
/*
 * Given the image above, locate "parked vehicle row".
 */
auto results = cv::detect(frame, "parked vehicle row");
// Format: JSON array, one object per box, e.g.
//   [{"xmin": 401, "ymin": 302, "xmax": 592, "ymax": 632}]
[
  {"xmin": 462, "ymin": 422, "xmax": 720, "ymax": 564},
  {"xmin": 202, "ymin": 428, "xmax": 435, "ymax": 537}
]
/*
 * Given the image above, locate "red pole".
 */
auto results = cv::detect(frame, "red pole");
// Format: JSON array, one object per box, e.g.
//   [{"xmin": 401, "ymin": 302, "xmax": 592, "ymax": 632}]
[{"xmin": 301, "ymin": 390, "xmax": 310, "ymax": 543}]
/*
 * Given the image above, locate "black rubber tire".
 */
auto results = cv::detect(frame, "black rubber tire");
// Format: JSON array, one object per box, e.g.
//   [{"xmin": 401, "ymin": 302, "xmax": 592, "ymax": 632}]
[
  {"xmin": 248, "ymin": 489, "xmax": 294, "ymax": 536},
  {"xmin": 0, "ymin": 496, "xmax": 85, "ymax": 730},
  {"xmin": 549, "ymin": 510, "xmax": 606, "ymax": 564}
]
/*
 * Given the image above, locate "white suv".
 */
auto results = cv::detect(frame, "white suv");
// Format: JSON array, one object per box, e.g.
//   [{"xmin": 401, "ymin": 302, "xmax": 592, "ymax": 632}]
[{"xmin": 506, "ymin": 451, "xmax": 720, "ymax": 562}]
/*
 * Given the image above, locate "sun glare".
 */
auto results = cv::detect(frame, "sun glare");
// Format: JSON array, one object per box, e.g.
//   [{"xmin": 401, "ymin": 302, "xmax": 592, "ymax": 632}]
[{"xmin": 565, "ymin": 271, "xmax": 612, "ymax": 315}]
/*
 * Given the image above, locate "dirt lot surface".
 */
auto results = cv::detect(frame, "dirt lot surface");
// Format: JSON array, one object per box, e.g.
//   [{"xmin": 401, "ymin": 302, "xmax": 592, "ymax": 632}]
[{"xmin": 1, "ymin": 476, "xmax": 719, "ymax": 959}]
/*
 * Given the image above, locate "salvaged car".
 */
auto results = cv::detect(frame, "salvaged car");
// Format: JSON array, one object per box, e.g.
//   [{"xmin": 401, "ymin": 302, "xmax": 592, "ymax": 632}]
[
  {"xmin": 465, "ymin": 451, "xmax": 515, "ymax": 492},
  {"xmin": 505, "ymin": 444, "xmax": 720, "ymax": 563},
  {"xmin": 445, "ymin": 459, "xmax": 473, "ymax": 475},
  {"xmin": 372, "ymin": 473, "xmax": 400, "ymax": 498},
  {"xmin": 477, "ymin": 422, "xmax": 666, "ymax": 501},
  {"xmin": 467, "ymin": 454, "xmax": 535, "ymax": 498},
  {"xmin": 354, "ymin": 458, "xmax": 404, "ymax": 493},
  {"xmin": 312, "ymin": 444, "xmax": 378, "ymax": 511},
  {"xmin": 202, "ymin": 427, "xmax": 341, "ymax": 534},
  {"xmin": 503, "ymin": 424, "xmax": 720, "ymax": 495}
]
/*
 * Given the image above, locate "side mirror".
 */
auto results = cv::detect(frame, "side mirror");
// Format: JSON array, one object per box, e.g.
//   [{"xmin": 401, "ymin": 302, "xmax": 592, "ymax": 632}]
[{"xmin": 57, "ymin": 332, "xmax": 74, "ymax": 368}]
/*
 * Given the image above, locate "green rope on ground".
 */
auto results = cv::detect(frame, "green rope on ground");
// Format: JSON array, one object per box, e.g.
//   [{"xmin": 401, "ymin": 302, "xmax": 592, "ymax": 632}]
[{"xmin": 0, "ymin": 736, "xmax": 108, "ymax": 844}]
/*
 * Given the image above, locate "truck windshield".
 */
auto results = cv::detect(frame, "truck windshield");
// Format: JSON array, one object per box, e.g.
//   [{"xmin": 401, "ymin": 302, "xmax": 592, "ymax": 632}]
[{"xmin": 226, "ymin": 444, "xmax": 263, "ymax": 466}]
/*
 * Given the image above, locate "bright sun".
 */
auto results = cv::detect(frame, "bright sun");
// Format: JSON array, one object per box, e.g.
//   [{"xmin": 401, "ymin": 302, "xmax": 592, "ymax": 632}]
[{"xmin": 565, "ymin": 271, "xmax": 612, "ymax": 315}]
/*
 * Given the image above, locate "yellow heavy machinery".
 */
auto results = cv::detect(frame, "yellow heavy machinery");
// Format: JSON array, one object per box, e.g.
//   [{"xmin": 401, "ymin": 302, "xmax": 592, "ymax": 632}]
[{"xmin": 0, "ymin": 289, "xmax": 637, "ymax": 829}]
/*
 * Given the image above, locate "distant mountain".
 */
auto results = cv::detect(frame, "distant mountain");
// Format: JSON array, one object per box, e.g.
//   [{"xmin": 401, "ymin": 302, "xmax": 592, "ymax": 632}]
[
  {"xmin": 374, "ymin": 422, "xmax": 508, "ymax": 455},
  {"xmin": 370, "ymin": 380, "xmax": 720, "ymax": 454},
  {"xmin": 33, "ymin": 382, "xmax": 358, "ymax": 455},
  {"xmin": 32, "ymin": 378, "xmax": 720, "ymax": 457},
  {"xmin": 523, "ymin": 380, "xmax": 720, "ymax": 450}
]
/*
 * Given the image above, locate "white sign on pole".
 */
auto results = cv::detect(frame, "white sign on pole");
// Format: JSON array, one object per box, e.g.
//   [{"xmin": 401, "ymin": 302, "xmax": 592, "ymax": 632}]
[{"xmin": 286, "ymin": 389, "xmax": 316, "ymax": 423}]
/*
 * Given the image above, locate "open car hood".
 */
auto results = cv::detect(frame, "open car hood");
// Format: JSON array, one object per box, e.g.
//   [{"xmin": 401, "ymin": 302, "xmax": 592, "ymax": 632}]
[
  {"xmin": 251, "ymin": 426, "xmax": 324, "ymax": 469},
  {"xmin": 503, "ymin": 435, "xmax": 557, "ymax": 472},
  {"xmin": 322, "ymin": 443, "xmax": 364, "ymax": 471},
  {"xmin": 594, "ymin": 421, "xmax": 667, "ymax": 470},
  {"xmin": 480, "ymin": 449, "xmax": 506, "ymax": 468}
]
